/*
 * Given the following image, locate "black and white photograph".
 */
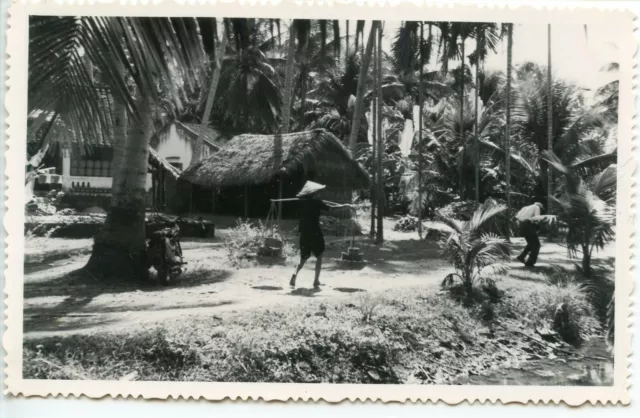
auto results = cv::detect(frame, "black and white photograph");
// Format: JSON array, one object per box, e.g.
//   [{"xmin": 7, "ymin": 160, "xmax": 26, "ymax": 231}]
[{"xmin": 5, "ymin": 1, "xmax": 634, "ymax": 404}]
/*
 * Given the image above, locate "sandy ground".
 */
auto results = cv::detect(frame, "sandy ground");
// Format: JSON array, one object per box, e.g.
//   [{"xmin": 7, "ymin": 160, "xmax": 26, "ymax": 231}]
[{"xmin": 23, "ymin": 220, "xmax": 615, "ymax": 340}]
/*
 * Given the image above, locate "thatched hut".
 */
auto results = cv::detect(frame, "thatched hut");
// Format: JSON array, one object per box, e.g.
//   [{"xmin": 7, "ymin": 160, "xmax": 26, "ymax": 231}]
[{"xmin": 181, "ymin": 129, "xmax": 370, "ymax": 218}]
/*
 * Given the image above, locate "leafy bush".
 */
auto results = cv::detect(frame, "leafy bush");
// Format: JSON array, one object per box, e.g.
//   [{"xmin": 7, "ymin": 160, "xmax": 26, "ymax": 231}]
[
  {"xmin": 393, "ymin": 215, "xmax": 421, "ymax": 232},
  {"xmin": 437, "ymin": 200, "xmax": 479, "ymax": 221},
  {"xmin": 223, "ymin": 219, "xmax": 291, "ymax": 267}
]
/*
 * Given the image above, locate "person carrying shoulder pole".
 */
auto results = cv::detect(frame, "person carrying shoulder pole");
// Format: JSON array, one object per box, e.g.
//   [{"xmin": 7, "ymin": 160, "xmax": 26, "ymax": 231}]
[
  {"xmin": 515, "ymin": 201, "xmax": 545, "ymax": 267},
  {"xmin": 286, "ymin": 181, "xmax": 352, "ymax": 289}
]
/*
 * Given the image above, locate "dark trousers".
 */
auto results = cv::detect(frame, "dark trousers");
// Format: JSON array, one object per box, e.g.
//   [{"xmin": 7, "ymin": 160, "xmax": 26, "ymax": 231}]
[{"xmin": 518, "ymin": 220, "xmax": 541, "ymax": 266}]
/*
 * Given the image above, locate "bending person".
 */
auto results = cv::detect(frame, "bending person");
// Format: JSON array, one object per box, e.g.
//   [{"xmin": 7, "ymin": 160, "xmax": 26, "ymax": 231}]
[
  {"xmin": 290, "ymin": 181, "xmax": 351, "ymax": 289},
  {"xmin": 515, "ymin": 201, "xmax": 545, "ymax": 267}
]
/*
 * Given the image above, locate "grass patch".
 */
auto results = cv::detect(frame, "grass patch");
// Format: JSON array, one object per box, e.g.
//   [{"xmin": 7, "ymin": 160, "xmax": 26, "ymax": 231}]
[{"xmin": 23, "ymin": 281, "xmax": 604, "ymax": 384}]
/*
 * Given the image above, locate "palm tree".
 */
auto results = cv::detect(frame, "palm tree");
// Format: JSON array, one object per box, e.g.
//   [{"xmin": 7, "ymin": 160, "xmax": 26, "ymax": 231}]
[
  {"xmin": 505, "ymin": 23, "xmax": 513, "ymax": 238},
  {"xmin": 29, "ymin": 16, "xmax": 208, "ymax": 279},
  {"xmin": 541, "ymin": 151, "xmax": 616, "ymax": 277},
  {"xmin": 469, "ymin": 23, "xmax": 501, "ymax": 203},
  {"xmin": 213, "ymin": 18, "xmax": 283, "ymax": 133},
  {"xmin": 292, "ymin": 20, "xmax": 340, "ymax": 129},
  {"xmin": 417, "ymin": 22, "xmax": 425, "ymax": 239},
  {"xmin": 439, "ymin": 199, "xmax": 512, "ymax": 298},
  {"xmin": 305, "ymin": 54, "xmax": 363, "ymax": 143},
  {"xmin": 547, "ymin": 24, "xmax": 553, "ymax": 213},
  {"xmin": 192, "ymin": 18, "xmax": 228, "ymax": 166},
  {"xmin": 348, "ymin": 21, "xmax": 379, "ymax": 154},
  {"xmin": 376, "ymin": 22, "xmax": 384, "ymax": 243}
]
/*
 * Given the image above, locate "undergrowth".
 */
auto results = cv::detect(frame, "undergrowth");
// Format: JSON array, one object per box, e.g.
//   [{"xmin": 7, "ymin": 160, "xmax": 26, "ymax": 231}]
[{"xmin": 23, "ymin": 282, "xmax": 603, "ymax": 384}]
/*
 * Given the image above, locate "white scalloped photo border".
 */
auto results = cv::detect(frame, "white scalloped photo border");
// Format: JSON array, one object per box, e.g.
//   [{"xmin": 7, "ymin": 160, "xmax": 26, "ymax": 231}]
[{"xmin": 3, "ymin": 0, "xmax": 636, "ymax": 405}]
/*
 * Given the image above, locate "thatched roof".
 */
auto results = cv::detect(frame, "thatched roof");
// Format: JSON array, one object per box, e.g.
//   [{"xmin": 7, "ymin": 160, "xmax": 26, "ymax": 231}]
[{"xmin": 181, "ymin": 129, "xmax": 370, "ymax": 189}]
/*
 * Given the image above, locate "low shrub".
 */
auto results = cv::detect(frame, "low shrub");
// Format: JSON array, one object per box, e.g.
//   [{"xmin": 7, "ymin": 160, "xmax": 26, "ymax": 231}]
[
  {"xmin": 393, "ymin": 215, "xmax": 421, "ymax": 232},
  {"xmin": 499, "ymin": 282, "xmax": 600, "ymax": 346},
  {"xmin": 223, "ymin": 219, "xmax": 292, "ymax": 267}
]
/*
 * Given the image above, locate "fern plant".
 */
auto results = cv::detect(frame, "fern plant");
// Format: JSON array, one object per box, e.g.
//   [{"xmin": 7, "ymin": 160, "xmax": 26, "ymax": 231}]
[{"xmin": 438, "ymin": 199, "xmax": 512, "ymax": 298}]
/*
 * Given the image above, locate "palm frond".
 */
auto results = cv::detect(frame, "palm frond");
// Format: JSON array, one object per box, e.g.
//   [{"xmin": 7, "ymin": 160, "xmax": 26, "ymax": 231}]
[{"xmin": 467, "ymin": 200, "xmax": 507, "ymax": 235}]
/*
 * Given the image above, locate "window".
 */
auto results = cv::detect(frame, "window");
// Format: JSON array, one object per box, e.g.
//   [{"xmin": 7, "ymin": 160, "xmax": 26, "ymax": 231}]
[{"xmin": 170, "ymin": 162, "xmax": 183, "ymax": 171}]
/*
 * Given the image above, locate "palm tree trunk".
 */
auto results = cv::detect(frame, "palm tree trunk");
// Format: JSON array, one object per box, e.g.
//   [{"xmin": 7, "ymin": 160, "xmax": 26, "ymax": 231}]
[
  {"xmin": 348, "ymin": 21, "xmax": 379, "ymax": 154},
  {"xmin": 505, "ymin": 24, "xmax": 513, "ymax": 240},
  {"xmin": 277, "ymin": 21, "xmax": 297, "ymax": 220},
  {"xmin": 375, "ymin": 22, "xmax": 384, "ymax": 244},
  {"xmin": 193, "ymin": 19, "xmax": 228, "ymax": 167},
  {"xmin": 300, "ymin": 76, "xmax": 307, "ymax": 127},
  {"xmin": 346, "ymin": 20, "xmax": 350, "ymax": 64},
  {"xmin": 370, "ymin": 34, "xmax": 377, "ymax": 239},
  {"xmin": 459, "ymin": 37, "xmax": 465, "ymax": 199},
  {"xmin": 474, "ymin": 28, "xmax": 481, "ymax": 204},
  {"xmin": 417, "ymin": 22, "xmax": 424, "ymax": 240},
  {"xmin": 87, "ymin": 94, "xmax": 153, "ymax": 280},
  {"xmin": 370, "ymin": 73, "xmax": 377, "ymax": 238},
  {"xmin": 547, "ymin": 24, "xmax": 553, "ymax": 214},
  {"xmin": 110, "ymin": 59, "xmax": 127, "ymax": 199}
]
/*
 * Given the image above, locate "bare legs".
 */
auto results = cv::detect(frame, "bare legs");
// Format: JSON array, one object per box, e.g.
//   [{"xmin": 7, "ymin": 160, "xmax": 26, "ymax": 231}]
[
  {"xmin": 313, "ymin": 256, "xmax": 323, "ymax": 288},
  {"xmin": 290, "ymin": 254, "xmax": 323, "ymax": 289}
]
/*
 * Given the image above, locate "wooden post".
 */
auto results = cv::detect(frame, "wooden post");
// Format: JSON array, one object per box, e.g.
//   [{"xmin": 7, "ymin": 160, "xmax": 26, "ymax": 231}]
[
  {"xmin": 152, "ymin": 171, "xmax": 156, "ymax": 210},
  {"xmin": 189, "ymin": 182, "xmax": 194, "ymax": 213},
  {"xmin": 244, "ymin": 185, "xmax": 249, "ymax": 218},
  {"xmin": 211, "ymin": 189, "xmax": 216, "ymax": 214}
]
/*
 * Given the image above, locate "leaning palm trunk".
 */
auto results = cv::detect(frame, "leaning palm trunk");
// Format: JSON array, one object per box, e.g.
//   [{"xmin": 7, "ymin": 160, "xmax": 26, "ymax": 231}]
[
  {"xmin": 505, "ymin": 24, "xmax": 513, "ymax": 239},
  {"xmin": 375, "ymin": 22, "xmax": 384, "ymax": 243},
  {"xmin": 348, "ymin": 21, "xmax": 379, "ymax": 154},
  {"xmin": 87, "ymin": 94, "xmax": 153, "ymax": 279},
  {"xmin": 193, "ymin": 20, "xmax": 228, "ymax": 166}
]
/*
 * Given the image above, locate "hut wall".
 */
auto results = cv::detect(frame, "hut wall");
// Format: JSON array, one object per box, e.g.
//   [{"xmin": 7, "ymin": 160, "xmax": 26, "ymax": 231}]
[{"xmin": 153, "ymin": 124, "xmax": 196, "ymax": 169}]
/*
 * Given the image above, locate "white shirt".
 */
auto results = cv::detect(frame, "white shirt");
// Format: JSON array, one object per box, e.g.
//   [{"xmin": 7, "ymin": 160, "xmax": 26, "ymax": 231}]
[{"xmin": 516, "ymin": 204, "xmax": 541, "ymax": 222}]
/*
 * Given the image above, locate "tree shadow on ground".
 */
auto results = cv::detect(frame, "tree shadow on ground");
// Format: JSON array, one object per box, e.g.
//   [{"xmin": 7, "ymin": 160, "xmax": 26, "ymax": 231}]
[
  {"xmin": 251, "ymin": 285, "xmax": 284, "ymax": 291},
  {"xmin": 23, "ymin": 266, "xmax": 233, "ymax": 334},
  {"xmin": 24, "ymin": 267, "xmax": 231, "ymax": 300},
  {"xmin": 289, "ymin": 288, "xmax": 321, "ymax": 297},
  {"xmin": 334, "ymin": 287, "xmax": 366, "ymax": 293},
  {"xmin": 24, "ymin": 300, "xmax": 236, "ymax": 334}
]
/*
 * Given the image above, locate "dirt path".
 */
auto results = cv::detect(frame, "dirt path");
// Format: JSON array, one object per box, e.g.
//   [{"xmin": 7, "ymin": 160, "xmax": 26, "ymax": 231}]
[{"xmin": 23, "ymin": 224, "xmax": 615, "ymax": 340}]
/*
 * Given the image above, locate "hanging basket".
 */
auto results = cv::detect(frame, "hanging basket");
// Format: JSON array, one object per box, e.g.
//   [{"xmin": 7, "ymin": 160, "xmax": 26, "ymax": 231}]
[{"xmin": 341, "ymin": 246, "xmax": 364, "ymax": 262}]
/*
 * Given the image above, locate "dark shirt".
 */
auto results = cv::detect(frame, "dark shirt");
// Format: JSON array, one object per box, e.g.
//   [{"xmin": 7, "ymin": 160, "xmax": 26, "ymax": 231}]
[{"xmin": 298, "ymin": 198, "xmax": 330, "ymax": 235}]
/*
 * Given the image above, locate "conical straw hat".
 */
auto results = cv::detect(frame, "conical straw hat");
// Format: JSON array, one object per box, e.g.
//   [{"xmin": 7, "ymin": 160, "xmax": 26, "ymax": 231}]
[{"xmin": 296, "ymin": 181, "xmax": 326, "ymax": 198}]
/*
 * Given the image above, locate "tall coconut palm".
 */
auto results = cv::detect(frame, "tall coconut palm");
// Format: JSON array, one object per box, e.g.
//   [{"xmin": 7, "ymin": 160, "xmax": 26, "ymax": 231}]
[
  {"xmin": 505, "ymin": 23, "xmax": 513, "ymax": 238},
  {"xmin": 348, "ymin": 21, "xmax": 379, "ymax": 154},
  {"xmin": 214, "ymin": 18, "xmax": 283, "ymax": 133},
  {"xmin": 29, "ymin": 16, "xmax": 208, "ymax": 279},
  {"xmin": 547, "ymin": 24, "xmax": 553, "ymax": 213},
  {"xmin": 469, "ymin": 23, "xmax": 502, "ymax": 203},
  {"xmin": 376, "ymin": 22, "xmax": 384, "ymax": 243},
  {"xmin": 305, "ymin": 54, "xmax": 364, "ymax": 143},
  {"xmin": 417, "ymin": 22, "xmax": 425, "ymax": 239},
  {"xmin": 292, "ymin": 20, "xmax": 340, "ymax": 129},
  {"xmin": 192, "ymin": 18, "xmax": 229, "ymax": 166}
]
